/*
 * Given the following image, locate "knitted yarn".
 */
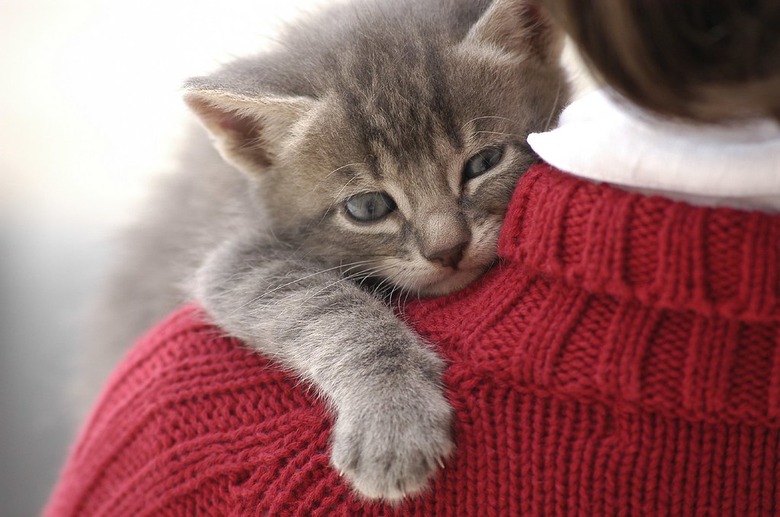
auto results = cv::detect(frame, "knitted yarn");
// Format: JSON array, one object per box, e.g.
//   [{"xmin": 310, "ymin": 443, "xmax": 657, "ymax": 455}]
[{"xmin": 46, "ymin": 164, "xmax": 780, "ymax": 516}]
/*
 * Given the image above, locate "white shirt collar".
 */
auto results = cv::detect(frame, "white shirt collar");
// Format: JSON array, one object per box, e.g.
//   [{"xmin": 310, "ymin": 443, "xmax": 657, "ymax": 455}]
[{"xmin": 527, "ymin": 90, "xmax": 780, "ymax": 211}]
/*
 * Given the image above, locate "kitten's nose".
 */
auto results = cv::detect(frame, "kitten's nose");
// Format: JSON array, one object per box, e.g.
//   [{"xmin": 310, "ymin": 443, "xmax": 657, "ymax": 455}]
[
  {"xmin": 426, "ymin": 242, "xmax": 467, "ymax": 269},
  {"xmin": 418, "ymin": 211, "xmax": 471, "ymax": 268}
]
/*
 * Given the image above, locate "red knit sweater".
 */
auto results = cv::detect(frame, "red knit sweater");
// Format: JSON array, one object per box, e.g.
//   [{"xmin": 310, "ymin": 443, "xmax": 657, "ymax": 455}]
[{"xmin": 46, "ymin": 165, "xmax": 780, "ymax": 516}]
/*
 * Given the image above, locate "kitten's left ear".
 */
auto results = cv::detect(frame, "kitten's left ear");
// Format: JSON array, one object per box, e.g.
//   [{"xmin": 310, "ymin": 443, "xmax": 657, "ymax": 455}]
[
  {"xmin": 463, "ymin": 0, "xmax": 563, "ymax": 63},
  {"xmin": 183, "ymin": 81, "xmax": 316, "ymax": 175}
]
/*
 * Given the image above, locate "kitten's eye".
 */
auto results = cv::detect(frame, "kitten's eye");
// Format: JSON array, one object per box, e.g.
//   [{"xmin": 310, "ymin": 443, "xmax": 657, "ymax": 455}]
[
  {"xmin": 344, "ymin": 192, "xmax": 397, "ymax": 222},
  {"xmin": 463, "ymin": 146, "xmax": 505, "ymax": 181}
]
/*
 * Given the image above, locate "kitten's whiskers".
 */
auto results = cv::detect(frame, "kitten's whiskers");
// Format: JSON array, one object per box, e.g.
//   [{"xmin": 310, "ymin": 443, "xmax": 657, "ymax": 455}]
[
  {"xmin": 320, "ymin": 162, "xmax": 362, "ymax": 185},
  {"xmin": 462, "ymin": 115, "xmax": 520, "ymax": 130},
  {"xmin": 474, "ymin": 130, "xmax": 525, "ymax": 140},
  {"xmin": 237, "ymin": 260, "xmax": 376, "ymax": 311},
  {"xmin": 544, "ymin": 79, "xmax": 564, "ymax": 132},
  {"xmin": 292, "ymin": 261, "xmax": 400, "ymax": 310},
  {"xmin": 315, "ymin": 175, "xmax": 360, "ymax": 226}
]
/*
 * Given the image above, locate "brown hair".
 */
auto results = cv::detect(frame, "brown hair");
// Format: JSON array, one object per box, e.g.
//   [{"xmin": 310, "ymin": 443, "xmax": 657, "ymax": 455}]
[{"xmin": 538, "ymin": 0, "xmax": 780, "ymax": 122}]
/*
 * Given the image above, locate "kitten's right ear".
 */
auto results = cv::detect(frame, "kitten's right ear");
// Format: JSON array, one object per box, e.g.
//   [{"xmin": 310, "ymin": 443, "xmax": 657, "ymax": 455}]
[
  {"xmin": 183, "ymin": 84, "xmax": 315, "ymax": 175},
  {"xmin": 463, "ymin": 0, "xmax": 563, "ymax": 63}
]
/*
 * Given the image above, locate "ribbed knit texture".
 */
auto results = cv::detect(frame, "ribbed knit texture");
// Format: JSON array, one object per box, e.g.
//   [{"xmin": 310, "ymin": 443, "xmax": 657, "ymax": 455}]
[{"xmin": 46, "ymin": 164, "xmax": 780, "ymax": 516}]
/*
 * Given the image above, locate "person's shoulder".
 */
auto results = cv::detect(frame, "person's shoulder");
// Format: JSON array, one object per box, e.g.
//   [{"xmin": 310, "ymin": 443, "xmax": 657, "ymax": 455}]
[
  {"xmin": 108, "ymin": 304, "xmax": 305, "ymax": 409},
  {"xmin": 46, "ymin": 305, "xmax": 333, "ymax": 515}
]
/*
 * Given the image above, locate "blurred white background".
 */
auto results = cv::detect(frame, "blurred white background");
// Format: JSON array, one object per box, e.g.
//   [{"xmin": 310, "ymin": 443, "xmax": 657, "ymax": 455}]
[{"xmin": 0, "ymin": 0, "xmax": 332, "ymax": 513}]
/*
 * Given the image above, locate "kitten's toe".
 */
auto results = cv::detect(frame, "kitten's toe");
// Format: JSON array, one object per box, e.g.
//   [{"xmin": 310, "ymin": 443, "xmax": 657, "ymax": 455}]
[{"xmin": 330, "ymin": 393, "xmax": 454, "ymax": 502}]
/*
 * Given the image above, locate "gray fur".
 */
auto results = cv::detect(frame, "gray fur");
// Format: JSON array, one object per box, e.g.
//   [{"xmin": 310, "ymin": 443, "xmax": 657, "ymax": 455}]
[{"xmin": 92, "ymin": 0, "xmax": 567, "ymax": 501}]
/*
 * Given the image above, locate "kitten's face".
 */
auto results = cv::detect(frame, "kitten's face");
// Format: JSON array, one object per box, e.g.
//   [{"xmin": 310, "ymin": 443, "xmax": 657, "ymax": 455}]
[
  {"xmin": 261, "ymin": 39, "xmax": 565, "ymax": 296},
  {"xmin": 185, "ymin": 0, "xmax": 566, "ymax": 297}
]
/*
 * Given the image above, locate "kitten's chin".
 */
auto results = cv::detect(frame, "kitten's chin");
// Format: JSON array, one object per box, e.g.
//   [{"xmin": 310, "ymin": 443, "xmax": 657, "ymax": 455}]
[{"xmin": 417, "ymin": 267, "xmax": 486, "ymax": 298}]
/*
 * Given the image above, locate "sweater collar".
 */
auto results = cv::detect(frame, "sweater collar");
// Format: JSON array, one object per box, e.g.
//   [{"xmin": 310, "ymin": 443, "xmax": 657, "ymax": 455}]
[{"xmin": 500, "ymin": 164, "xmax": 780, "ymax": 320}]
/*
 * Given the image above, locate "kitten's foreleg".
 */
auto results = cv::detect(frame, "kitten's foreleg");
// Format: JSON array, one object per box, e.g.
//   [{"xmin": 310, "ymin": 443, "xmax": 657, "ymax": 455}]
[{"xmin": 195, "ymin": 233, "xmax": 454, "ymax": 501}]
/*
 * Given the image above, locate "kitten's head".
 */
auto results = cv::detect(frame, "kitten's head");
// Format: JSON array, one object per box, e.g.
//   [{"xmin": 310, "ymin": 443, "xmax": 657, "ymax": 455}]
[{"xmin": 185, "ymin": 0, "xmax": 566, "ymax": 296}]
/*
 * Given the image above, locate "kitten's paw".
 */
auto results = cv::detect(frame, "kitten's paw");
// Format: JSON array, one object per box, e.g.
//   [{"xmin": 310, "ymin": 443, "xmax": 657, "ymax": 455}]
[{"xmin": 330, "ymin": 370, "xmax": 454, "ymax": 502}]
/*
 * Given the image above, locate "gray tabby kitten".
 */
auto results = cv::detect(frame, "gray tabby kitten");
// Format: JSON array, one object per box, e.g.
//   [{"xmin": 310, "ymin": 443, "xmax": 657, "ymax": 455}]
[{"xmin": 95, "ymin": 0, "xmax": 566, "ymax": 501}]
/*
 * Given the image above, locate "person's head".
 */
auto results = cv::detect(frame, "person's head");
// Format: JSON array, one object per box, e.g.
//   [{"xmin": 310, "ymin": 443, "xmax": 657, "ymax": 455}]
[{"xmin": 537, "ymin": 0, "xmax": 780, "ymax": 123}]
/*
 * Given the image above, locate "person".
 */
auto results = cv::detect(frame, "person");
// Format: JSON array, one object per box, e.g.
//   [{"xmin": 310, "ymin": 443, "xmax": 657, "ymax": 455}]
[{"xmin": 45, "ymin": 0, "xmax": 780, "ymax": 514}]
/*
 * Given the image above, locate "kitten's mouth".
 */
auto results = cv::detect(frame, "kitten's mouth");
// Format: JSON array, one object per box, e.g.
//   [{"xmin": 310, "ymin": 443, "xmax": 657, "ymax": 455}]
[{"xmin": 418, "ymin": 265, "xmax": 486, "ymax": 297}]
